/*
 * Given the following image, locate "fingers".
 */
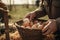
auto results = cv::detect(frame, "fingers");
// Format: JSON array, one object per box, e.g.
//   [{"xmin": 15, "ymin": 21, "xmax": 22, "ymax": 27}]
[
  {"xmin": 43, "ymin": 27, "xmax": 56, "ymax": 35},
  {"xmin": 42, "ymin": 21, "xmax": 52, "ymax": 35},
  {"xmin": 25, "ymin": 12, "xmax": 36, "ymax": 21},
  {"xmin": 43, "ymin": 29, "xmax": 51, "ymax": 35},
  {"xmin": 43, "ymin": 28, "xmax": 54, "ymax": 35},
  {"xmin": 42, "ymin": 25, "xmax": 48, "ymax": 33},
  {"xmin": 42, "ymin": 20, "xmax": 57, "ymax": 35},
  {"xmin": 42, "ymin": 21, "xmax": 51, "ymax": 33},
  {"xmin": 30, "ymin": 13, "xmax": 33, "ymax": 21}
]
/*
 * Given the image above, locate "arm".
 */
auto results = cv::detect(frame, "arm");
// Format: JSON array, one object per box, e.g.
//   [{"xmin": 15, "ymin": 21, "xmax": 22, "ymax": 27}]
[
  {"xmin": 34, "ymin": 7, "xmax": 47, "ymax": 18},
  {"xmin": 25, "ymin": 7, "xmax": 47, "ymax": 20}
]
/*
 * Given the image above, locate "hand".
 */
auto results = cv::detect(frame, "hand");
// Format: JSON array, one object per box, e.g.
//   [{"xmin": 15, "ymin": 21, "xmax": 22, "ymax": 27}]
[
  {"xmin": 25, "ymin": 12, "xmax": 36, "ymax": 21},
  {"xmin": 42, "ymin": 19, "xmax": 57, "ymax": 35}
]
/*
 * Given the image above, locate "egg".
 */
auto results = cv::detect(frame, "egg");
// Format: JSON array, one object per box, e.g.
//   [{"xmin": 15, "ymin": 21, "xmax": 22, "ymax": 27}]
[
  {"xmin": 23, "ymin": 18, "xmax": 30, "ymax": 22},
  {"xmin": 21, "ymin": 26, "xmax": 25, "ymax": 28},
  {"xmin": 33, "ymin": 20, "xmax": 38, "ymax": 24},
  {"xmin": 23, "ymin": 18, "xmax": 30, "ymax": 27},
  {"xmin": 30, "ymin": 21, "xmax": 33, "ymax": 27},
  {"xmin": 26, "ymin": 26, "xmax": 31, "ymax": 29},
  {"xmin": 32, "ymin": 24, "xmax": 38, "ymax": 29},
  {"xmin": 38, "ymin": 24, "xmax": 44, "ymax": 30}
]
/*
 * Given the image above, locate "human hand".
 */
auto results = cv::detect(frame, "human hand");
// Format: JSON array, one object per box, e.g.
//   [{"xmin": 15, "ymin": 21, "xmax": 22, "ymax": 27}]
[
  {"xmin": 25, "ymin": 12, "xmax": 36, "ymax": 21},
  {"xmin": 42, "ymin": 19, "xmax": 57, "ymax": 35}
]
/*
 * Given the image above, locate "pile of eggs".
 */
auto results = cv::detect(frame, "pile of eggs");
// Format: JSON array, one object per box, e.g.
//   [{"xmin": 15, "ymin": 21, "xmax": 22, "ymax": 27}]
[{"xmin": 20, "ymin": 18, "xmax": 48, "ymax": 30}]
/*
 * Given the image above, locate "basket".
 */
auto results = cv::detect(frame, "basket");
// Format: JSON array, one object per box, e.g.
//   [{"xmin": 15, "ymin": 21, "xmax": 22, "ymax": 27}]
[{"xmin": 15, "ymin": 19, "xmax": 47, "ymax": 40}]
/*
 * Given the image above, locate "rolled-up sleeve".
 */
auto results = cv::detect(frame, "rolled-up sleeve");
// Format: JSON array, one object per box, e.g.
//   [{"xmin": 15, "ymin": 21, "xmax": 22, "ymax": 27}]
[{"xmin": 33, "ymin": 7, "xmax": 47, "ymax": 19}]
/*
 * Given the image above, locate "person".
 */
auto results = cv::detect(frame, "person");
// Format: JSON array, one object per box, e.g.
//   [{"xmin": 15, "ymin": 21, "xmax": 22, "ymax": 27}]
[
  {"xmin": 25, "ymin": 0, "xmax": 60, "ymax": 40},
  {"xmin": 0, "ymin": 0, "xmax": 9, "ymax": 23}
]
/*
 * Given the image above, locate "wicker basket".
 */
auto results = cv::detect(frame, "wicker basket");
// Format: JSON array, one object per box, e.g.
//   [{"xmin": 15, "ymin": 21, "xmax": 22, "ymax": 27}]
[{"xmin": 15, "ymin": 19, "xmax": 47, "ymax": 40}]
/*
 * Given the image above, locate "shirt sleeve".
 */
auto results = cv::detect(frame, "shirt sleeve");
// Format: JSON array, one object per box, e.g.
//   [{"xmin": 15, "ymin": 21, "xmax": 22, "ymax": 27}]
[{"xmin": 33, "ymin": 7, "xmax": 47, "ymax": 19}]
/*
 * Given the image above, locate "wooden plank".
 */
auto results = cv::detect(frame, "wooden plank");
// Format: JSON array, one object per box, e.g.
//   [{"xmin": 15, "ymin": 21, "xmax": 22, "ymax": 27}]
[{"xmin": 4, "ymin": 12, "xmax": 10, "ymax": 40}]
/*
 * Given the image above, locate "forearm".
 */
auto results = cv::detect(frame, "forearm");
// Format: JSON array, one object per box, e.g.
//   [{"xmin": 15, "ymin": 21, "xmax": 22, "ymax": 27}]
[
  {"xmin": 25, "ymin": 7, "xmax": 47, "ymax": 20},
  {"xmin": 33, "ymin": 7, "xmax": 47, "ymax": 18}
]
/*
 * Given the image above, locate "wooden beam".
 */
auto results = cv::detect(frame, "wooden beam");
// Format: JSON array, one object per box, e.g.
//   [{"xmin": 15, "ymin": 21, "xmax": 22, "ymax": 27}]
[{"xmin": 4, "ymin": 12, "xmax": 10, "ymax": 40}]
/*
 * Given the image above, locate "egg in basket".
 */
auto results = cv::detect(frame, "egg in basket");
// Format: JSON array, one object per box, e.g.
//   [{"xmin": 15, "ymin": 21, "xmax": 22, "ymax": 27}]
[{"xmin": 14, "ymin": 18, "xmax": 54, "ymax": 40}]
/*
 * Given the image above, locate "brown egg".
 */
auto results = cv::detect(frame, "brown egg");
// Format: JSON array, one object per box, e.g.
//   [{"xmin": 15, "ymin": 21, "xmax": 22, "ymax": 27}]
[
  {"xmin": 23, "ymin": 18, "xmax": 30, "ymax": 27},
  {"xmin": 32, "ymin": 24, "xmax": 38, "ymax": 29},
  {"xmin": 11, "ymin": 31, "xmax": 20, "ymax": 40},
  {"xmin": 21, "ymin": 26, "xmax": 25, "ymax": 28},
  {"xmin": 33, "ymin": 20, "xmax": 38, "ymax": 24},
  {"xmin": 30, "ymin": 21, "xmax": 33, "ymax": 27},
  {"xmin": 26, "ymin": 26, "xmax": 31, "ymax": 29},
  {"xmin": 23, "ymin": 22, "xmax": 30, "ymax": 27},
  {"xmin": 38, "ymin": 24, "xmax": 44, "ymax": 30}
]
